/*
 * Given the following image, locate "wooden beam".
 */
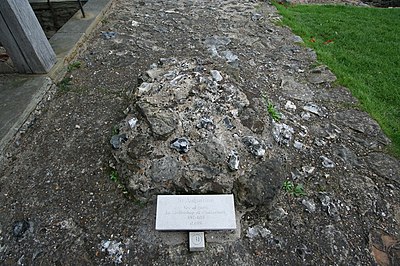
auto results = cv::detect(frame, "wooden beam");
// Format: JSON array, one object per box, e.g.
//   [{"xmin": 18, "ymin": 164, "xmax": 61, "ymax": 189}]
[{"xmin": 0, "ymin": 0, "xmax": 56, "ymax": 73}]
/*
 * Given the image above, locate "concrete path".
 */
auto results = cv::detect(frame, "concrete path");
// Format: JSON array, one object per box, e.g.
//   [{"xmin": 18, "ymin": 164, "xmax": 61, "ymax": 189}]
[{"xmin": 0, "ymin": 0, "xmax": 113, "ymax": 159}]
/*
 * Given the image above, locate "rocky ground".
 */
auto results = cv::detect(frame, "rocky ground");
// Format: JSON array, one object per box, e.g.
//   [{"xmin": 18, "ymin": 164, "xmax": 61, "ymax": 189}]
[{"xmin": 1, "ymin": 0, "xmax": 399, "ymax": 265}]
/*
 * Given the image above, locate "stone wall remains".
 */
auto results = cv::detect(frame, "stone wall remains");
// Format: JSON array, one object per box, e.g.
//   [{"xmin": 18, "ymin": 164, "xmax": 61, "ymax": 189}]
[{"xmin": 362, "ymin": 0, "xmax": 400, "ymax": 7}]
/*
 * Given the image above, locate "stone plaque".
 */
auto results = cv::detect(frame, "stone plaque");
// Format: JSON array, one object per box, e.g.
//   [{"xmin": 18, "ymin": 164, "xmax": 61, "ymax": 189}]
[{"xmin": 155, "ymin": 194, "xmax": 236, "ymax": 231}]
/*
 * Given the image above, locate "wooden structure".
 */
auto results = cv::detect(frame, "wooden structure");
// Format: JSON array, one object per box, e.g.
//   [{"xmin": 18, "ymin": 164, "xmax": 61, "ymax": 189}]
[{"xmin": 0, "ymin": 0, "xmax": 56, "ymax": 73}]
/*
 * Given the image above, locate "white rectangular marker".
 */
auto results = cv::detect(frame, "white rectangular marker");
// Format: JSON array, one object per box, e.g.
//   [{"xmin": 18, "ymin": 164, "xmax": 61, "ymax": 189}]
[
  {"xmin": 155, "ymin": 194, "xmax": 236, "ymax": 231},
  {"xmin": 189, "ymin": 232, "xmax": 205, "ymax": 251}
]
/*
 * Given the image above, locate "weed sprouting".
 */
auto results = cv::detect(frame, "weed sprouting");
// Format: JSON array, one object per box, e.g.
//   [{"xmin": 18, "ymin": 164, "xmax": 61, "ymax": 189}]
[
  {"xmin": 110, "ymin": 170, "xmax": 119, "ymax": 182},
  {"xmin": 67, "ymin": 61, "xmax": 82, "ymax": 72},
  {"xmin": 267, "ymin": 100, "xmax": 282, "ymax": 122},
  {"xmin": 111, "ymin": 126, "xmax": 120, "ymax": 136},
  {"xmin": 283, "ymin": 180, "xmax": 306, "ymax": 197},
  {"xmin": 261, "ymin": 92, "xmax": 282, "ymax": 122},
  {"xmin": 58, "ymin": 77, "xmax": 72, "ymax": 91}
]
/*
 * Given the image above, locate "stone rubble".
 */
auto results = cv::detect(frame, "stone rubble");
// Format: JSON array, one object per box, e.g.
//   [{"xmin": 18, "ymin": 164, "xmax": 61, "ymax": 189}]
[
  {"xmin": 1, "ymin": 0, "xmax": 399, "ymax": 265},
  {"xmin": 104, "ymin": 0, "xmax": 399, "ymax": 263},
  {"xmin": 101, "ymin": 240, "xmax": 125, "ymax": 264}
]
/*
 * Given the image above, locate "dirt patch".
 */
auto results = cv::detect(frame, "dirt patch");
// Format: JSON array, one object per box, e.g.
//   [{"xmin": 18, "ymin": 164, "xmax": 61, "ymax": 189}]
[{"xmin": 0, "ymin": 0, "xmax": 399, "ymax": 265}]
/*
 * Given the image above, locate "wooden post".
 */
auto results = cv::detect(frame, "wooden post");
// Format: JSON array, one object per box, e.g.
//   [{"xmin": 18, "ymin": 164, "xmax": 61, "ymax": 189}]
[{"xmin": 0, "ymin": 0, "xmax": 56, "ymax": 73}]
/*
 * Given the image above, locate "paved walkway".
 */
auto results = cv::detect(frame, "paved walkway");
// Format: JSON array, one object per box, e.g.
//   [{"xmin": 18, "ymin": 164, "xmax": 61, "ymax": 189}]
[{"xmin": 0, "ymin": 0, "xmax": 113, "ymax": 160}]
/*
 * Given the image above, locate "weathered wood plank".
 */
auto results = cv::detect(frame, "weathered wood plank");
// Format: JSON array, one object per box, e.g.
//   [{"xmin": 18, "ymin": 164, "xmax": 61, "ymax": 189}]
[
  {"xmin": 0, "ymin": 0, "xmax": 56, "ymax": 73},
  {"xmin": 0, "ymin": 14, "xmax": 31, "ymax": 73}
]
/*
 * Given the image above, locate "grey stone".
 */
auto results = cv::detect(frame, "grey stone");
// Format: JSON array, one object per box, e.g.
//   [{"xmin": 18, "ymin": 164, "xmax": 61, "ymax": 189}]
[
  {"xmin": 280, "ymin": 76, "xmax": 314, "ymax": 101},
  {"xmin": 302, "ymin": 166, "xmax": 315, "ymax": 175},
  {"xmin": 272, "ymin": 122, "xmax": 294, "ymax": 147},
  {"xmin": 306, "ymin": 48, "xmax": 318, "ymax": 61},
  {"xmin": 196, "ymin": 138, "xmax": 226, "ymax": 164},
  {"xmin": 246, "ymin": 225, "xmax": 272, "ymax": 239},
  {"xmin": 197, "ymin": 117, "xmax": 215, "ymax": 131},
  {"xmin": 242, "ymin": 136, "xmax": 266, "ymax": 157},
  {"xmin": 101, "ymin": 240, "xmax": 124, "ymax": 264},
  {"xmin": 137, "ymin": 101, "xmax": 177, "ymax": 139},
  {"xmin": 170, "ymin": 137, "xmax": 190, "ymax": 153},
  {"xmin": 366, "ymin": 152, "xmax": 400, "ymax": 184},
  {"xmin": 268, "ymin": 207, "xmax": 288, "ymax": 221},
  {"xmin": 235, "ymin": 160, "xmax": 284, "ymax": 206},
  {"xmin": 293, "ymin": 141, "xmax": 304, "ymax": 150},
  {"xmin": 284, "ymin": 100, "xmax": 296, "ymax": 111},
  {"xmin": 228, "ymin": 150, "xmax": 240, "ymax": 171},
  {"xmin": 333, "ymin": 145, "xmax": 361, "ymax": 169},
  {"xmin": 292, "ymin": 35, "xmax": 304, "ymax": 43},
  {"xmin": 314, "ymin": 86, "xmax": 358, "ymax": 104},
  {"xmin": 222, "ymin": 50, "xmax": 239, "ymax": 64},
  {"xmin": 295, "ymin": 244, "xmax": 312, "ymax": 261},
  {"xmin": 314, "ymin": 138, "xmax": 327, "ymax": 147},
  {"xmin": 240, "ymin": 108, "xmax": 265, "ymax": 133},
  {"xmin": 303, "ymin": 103, "xmax": 323, "ymax": 116},
  {"xmin": 110, "ymin": 134, "xmax": 127, "ymax": 149},
  {"xmin": 146, "ymin": 68, "xmax": 164, "ymax": 80},
  {"xmin": 318, "ymin": 225, "xmax": 349, "ymax": 263},
  {"xmin": 251, "ymin": 13, "xmax": 263, "ymax": 21},
  {"xmin": 101, "ymin": 31, "xmax": 117, "ymax": 40},
  {"xmin": 204, "ymin": 36, "xmax": 231, "ymax": 48},
  {"xmin": 127, "ymin": 134, "xmax": 153, "ymax": 160},
  {"xmin": 210, "ymin": 70, "xmax": 223, "ymax": 82},
  {"xmin": 128, "ymin": 117, "xmax": 138, "ymax": 129},
  {"xmin": 149, "ymin": 156, "xmax": 180, "ymax": 182},
  {"xmin": 308, "ymin": 65, "xmax": 337, "ymax": 84},
  {"xmin": 12, "ymin": 220, "xmax": 30, "ymax": 238},
  {"xmin": 320, "ymin": 156, "xmax": 335, "ymax": 168},
  {"xmin": 319, "ymin": 193, "xmax": 340, "ymax": 221},
  {"xmin": 301, "ymin": 112, "xmax": 311, "ymax": 120},
  {"xmin": 204, "ymin": 36, "xmax": 231, "ymax": 57},
  {"xmin": 137, "ymin": 82, "xmax": 153, "ymax": 95},
  {"xmin": 302, "ymin": 198, "xmax": 316, "ymax": 213},
  {"xmin": 334, "ymin": 110, "xmax": 390, "ymax": 146},
  {"xmin": 223, "ymin": 116, "xmax": 235, "ymax": 130}
]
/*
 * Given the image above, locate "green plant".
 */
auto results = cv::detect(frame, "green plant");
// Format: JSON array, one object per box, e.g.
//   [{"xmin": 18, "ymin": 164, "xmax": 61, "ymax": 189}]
[
  {"xmin": 261, "ymin": 92, "xmax": 282, "ymax": 122},
  {"xmin": 58, "ymin": 77, "xmax": 72, "ymax": 91},
  {"xmin": 283, "ymin": 180, "xmax": 294, "ymax": 192},
  {"xmin": 109, "ymin": 169, "xmax": 126, "ymax": 191},
  {"xmin": 111, "ymin": 126, "xmax": 119, "ymax": 136},
  {"xmin": 283, "ymin": 180, "xmax": 306, "ymax": 197},
  {"xmin": 110, "ymin": 170, "xmax": 119, "ymax": 182},
  {"xmin": 67, "ymin": 61, "xmax": 81, "ymax": 72},
  {"xmin": 292, "ymin": 184, "xmax": 306, "ymax": 197},
  {"xmin": 267, "ymin": 100, "xmax": 282, "ymax": 122}
]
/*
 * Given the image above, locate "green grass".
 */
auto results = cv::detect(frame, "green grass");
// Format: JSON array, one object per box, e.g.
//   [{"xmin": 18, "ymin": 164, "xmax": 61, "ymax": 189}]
[{"xmin": 274, "ymin": 3, "xmax": 400, "ymax": 156}]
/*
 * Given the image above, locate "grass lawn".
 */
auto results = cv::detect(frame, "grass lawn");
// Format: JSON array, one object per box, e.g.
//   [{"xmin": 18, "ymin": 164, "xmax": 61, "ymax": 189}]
[{"xmin": 274, "ymin": 2, "xmax": 400, "ymax": 157}]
